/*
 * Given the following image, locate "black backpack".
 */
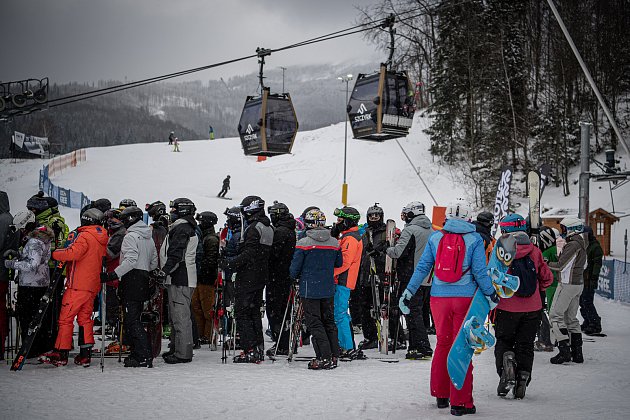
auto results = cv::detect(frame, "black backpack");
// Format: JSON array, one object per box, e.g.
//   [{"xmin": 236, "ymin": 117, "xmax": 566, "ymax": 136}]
[{"xmin": 509, "ymin": 255, "xmax": 538, "ymax": 297}]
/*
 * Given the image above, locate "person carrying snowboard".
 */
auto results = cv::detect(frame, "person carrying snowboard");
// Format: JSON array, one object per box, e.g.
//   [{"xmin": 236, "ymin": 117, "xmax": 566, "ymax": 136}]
[
  {"xmin": 217, "ymin": 175, "xmax": 231, "ymax": 198},
  {"xmin": 494, "ymin": 214, "xmax": 553, "ymax": 399},
  {"xmin": 547, "ymin": 217, "xmax": 588, "ymax": 365},
  {"xmin": 399, "ymin": 199, "xmax": 498, "ymax": 416},
  {"xmin": 290, "ymin": 209, "xmax": 342, "ymax": 369}
]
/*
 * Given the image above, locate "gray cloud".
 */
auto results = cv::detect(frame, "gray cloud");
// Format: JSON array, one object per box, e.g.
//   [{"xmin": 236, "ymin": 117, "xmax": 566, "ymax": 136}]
[{"xmin": 2, "ymin": 0, "xmax": 382, "ymax": 84}]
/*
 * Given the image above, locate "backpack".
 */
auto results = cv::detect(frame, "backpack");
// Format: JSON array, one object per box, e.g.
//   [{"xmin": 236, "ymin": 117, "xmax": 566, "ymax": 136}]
[
  {"xmin": 435, "ymin": 232, "xmax": 469, "ymax": 283},
  {"xmin": 509, "ymin": 255, "xmax": 538, "ymax": 297}
]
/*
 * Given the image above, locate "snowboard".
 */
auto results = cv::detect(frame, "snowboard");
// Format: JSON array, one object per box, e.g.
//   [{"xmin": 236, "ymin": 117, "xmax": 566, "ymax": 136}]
[
  {"xmin": 447, "ymin": 234, "xmax": 520, "ymax": 390},
  {"xmin": 142, "ymin": 276, "xmax": 163, "ymax": 359},
  {"xmin": 11, "ymin": 263, "xmax": 66, "ymax": 371},
  {"xmin": 379, "ymin": 219, "xmax": 397, "ymax": 355},
  {"xmin": 217, "ymin": 197, "xmax": 232, "ymax": 200}
]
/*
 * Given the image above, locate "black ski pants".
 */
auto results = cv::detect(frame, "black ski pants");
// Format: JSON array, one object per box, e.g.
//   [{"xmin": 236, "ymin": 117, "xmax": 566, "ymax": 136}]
[
  {"xmin": 579, "ymin": 286, "xmax": 601, "ymax": 330},
  {"xmin": 218, "ymin": 187, "xmax": 228, "ymax": 198},
  {"xmin": 494, "ymin": 309, "xmax": 541, "ymax": 376},
  {"xmin": 105, "ymin": 284, "xmax": 120, "ymax": 328},
  {"xmin": 124, "ymin": 299, "xmax": 152, "ymax": 361},
  {"xmin": 359, "ymin": 283, "xmax": 402, "ymax": 342},
  {"xmin": 266, "ymin": 280, "xmax": 291, "ymax": 351},
  {"xmin": 391, "ymin": 284, "xmax": 431, "ymax": 351},
  {"xmin": 303, "ymin": 297, "xmax": 339, "ymax": 360},
  {"xmin": 235, "ymin": 287, "xmax": 264, "ymax": 351},
  {"xmin": 17, "ymin": 286, "xmax": 48, "ymax": 357}
]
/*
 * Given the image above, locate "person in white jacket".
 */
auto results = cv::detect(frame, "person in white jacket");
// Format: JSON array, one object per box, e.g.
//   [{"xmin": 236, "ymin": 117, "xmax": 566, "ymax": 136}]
[{"xmin": 101, "ymin": 207, "xmax": 157, "ymax": 368}]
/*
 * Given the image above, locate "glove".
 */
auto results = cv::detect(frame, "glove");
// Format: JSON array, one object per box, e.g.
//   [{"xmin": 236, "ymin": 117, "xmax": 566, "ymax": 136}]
[
  {"xmin": 100, "ymin": 271, "xmax": 118, "ymax": 283},
  {"xmin": 3, "ymin": 249, "xmax": 19, "ymax": 259},
  {"xmin": 153, "ymin": 269, "xmax": 167, "ymax": 287},
  {"xmin": 399, "ymin": 289, "xmax": 413, "ymax": 315},
  {"xmin": 4, "ymin": 259, "xmax": 15, "ymax": 269},
  {"xmin": 486, "ymin": 292, "xmax": 500, "ymax": 310}
]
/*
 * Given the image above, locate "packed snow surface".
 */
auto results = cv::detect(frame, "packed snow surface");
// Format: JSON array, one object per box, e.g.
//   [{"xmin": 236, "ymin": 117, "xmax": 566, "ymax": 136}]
[{"xmin": 1, "ymin": 117, "xmax": 629, "ymax": 419}]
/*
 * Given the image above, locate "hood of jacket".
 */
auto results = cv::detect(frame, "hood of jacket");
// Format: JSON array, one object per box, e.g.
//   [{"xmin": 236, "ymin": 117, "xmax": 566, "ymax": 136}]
[
  {"xmin": 28, "ymin": 226, "xmax": 55, "ymax": 243},
  {"xmin": 567, "ymin": 231, "xmax": 588, "ymax": 249},
  {"xmin": 0, "ymin": 191, "xmax": 9, "ymax": 214},
  {"xmin": 127, "ymin": 220, "xmax": 153, "ymax": 239},
  {"xmin": 77, "ymin": 225, "xmax": 110, "ymax": 246},
  {"xmin": 443, "ymin": 218, "xmax": 476, "ymax": 234},
  {"xmin": 306, "ymin": 228, "xmax": 333, "ymax": 242},
  {"xmin": 274, "ymin": 215, "xmax": 296, "ymax": 230},
  {"xmin": 408, "ymin": 214, "xmax": 432, "ymax": 229}
]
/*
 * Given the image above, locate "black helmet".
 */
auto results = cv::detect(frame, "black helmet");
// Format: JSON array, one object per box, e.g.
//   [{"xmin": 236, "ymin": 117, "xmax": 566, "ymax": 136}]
[
  {"xmin": 119, "ymin": 206, "xmax": 144, "ymax": 228},
  {"xmin": 366, "ymin": 202, "xmax": 384, "ymax": 226},
  {"xmin": 268, "ymin": 201, "xmax": 289, "ymax": 225},
  {"xmin": 476, "ymin": 211, "xmax": 494, "ymax": 229},
  {"xmin": 145, "ymin": 201, "xmax": 167, "ymax": 220},
  {"xmin": 91, "ymin": 198, "xmax": 112, "ymax": 214},
  {"xmin": 81, "ymin": 208, "xmax": 104, "ymax": 226},
  {"xmin": 196, "ymin": 211, "xmax": 218, "ymax": 227},
  {"xmin": 224, "ymin": 206, "xmax": 242, "ymax": 230},
  {"xmin": 169, "ymin": 198, "xmax": 196, "ymax": 217},
  {"xmin": 239, "ymin": 196, "xmax": 265, "ymax": 218},
  {"xmin": 119, "ymin": 199, "xmax": 137, "ymax": 209}
]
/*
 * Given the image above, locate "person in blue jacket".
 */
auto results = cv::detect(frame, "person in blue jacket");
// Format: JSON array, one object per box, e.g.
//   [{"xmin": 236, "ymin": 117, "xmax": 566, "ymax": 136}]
[
  {"xmin": 399, "ymin": 199, "xmax": 498, "ymax": 416},
  {"xmin": 289, "ymin": 209, "xmax": 342, "ymax": 370}
]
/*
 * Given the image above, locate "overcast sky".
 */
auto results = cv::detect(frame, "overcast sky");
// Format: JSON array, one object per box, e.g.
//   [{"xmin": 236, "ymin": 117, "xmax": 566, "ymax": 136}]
[{"xmin": 3, "ymin": 0, "xmax": 383, "ymax": 85}]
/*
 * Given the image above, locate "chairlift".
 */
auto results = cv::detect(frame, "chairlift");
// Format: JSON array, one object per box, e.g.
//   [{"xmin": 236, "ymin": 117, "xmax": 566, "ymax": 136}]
[
  {"xmin": 347, "ymin": 16, "xmax": 416, "ymax": 141},
  {"xmin": 237, "ymin": 48, "xmax": 299, "ymax": 156}
]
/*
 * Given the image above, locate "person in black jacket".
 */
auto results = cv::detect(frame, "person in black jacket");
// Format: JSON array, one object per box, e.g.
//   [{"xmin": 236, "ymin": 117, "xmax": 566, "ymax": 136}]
[
  {"xmin": 223, "ymin": 195, "xmax": 273, "ymax": 363},
  {"xmin": 473, "ymin": 211, "xmax": 494, "ymax": 251},
  {"xmin": 217, "ymin": 175, "xmax": 231, "ymax": 198},
  {"xmin": 191, "ymin": 211, "xmax": 220, "ymax": 344},
  {"xmin": 265, "ymin": 201, "xmax": 297, "ymax": 356},
  {"xmin": 145, "ymin": 201, "xmax": 169, "ymax": 335}
]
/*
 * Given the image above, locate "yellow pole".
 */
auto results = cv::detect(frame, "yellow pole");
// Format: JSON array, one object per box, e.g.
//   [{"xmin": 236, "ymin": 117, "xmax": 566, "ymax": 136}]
[{"xmin": 342, "ymin": 183, "xmax": 348, "ymax": 206}]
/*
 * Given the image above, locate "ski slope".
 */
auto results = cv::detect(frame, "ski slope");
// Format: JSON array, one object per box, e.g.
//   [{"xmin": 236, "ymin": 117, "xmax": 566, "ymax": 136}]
[{"xmin": 1, "ymin": 118, "xmax": 630, "ymax": 419}]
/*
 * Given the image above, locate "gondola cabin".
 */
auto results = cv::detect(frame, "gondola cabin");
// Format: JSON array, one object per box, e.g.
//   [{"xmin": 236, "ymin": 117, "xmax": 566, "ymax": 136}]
[
  {"xmin": 347, "ymin": 64, "xmax": 415, "ymax": 141},
  {"xmin": 237, "ymin": 88, "xmax": 299, "ymax": 157}
]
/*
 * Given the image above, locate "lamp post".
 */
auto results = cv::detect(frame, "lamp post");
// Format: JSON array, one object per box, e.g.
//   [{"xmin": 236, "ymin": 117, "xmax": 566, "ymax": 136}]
[{"xmin": 338, "ymin": 74, "xmax": 353, "ymax": 206}]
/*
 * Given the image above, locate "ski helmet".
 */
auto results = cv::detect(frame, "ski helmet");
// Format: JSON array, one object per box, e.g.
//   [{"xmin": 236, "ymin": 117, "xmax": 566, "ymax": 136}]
[
  {"xmin": 12, "ymin": 210, "xmax": 36, "ymax": 231},
  {"xmin": 145, "ymin": 201, "xmax": 167, "ymax": 221},
  {"xmin": 476, "ymin": 211, "xmax": 494, "ymax": 229},
  {"xmin": 304, "ymin": 209, "xmax": 326, "ymax": 229},
  {"xmin": 224, "ymin": 206, "xmax": 242, "ymax": 230},
  {"xmin": 401, "ymin": 201, "xmax": 425, "ymax": 222},
  {"xmin": 104, "ymin": 208, "xmax": 123, "ymax": 231},
  {"xmin": 119, "ymin": 199, "xmax": 137, "ymax": 209},
  {"xmin": 268, "ymin": 201, "xmax": 290, "ymax": 225},
  {"xmin": 239, "ymin": 196, "xmax": 265, "ymax": 218},
  {"xmin": 301, "ymin": 206, "xmax": 320, "ymax": 219},
  {"xmin": 81, "ymin": 208, "xmax": 104, "ymax": 227},
  {"xmin": 333, "ymin": 206, "xmax": 360, "ymax": 229},
  {"xmin": 445, "ymin": 199, "xmax": 472, "ymax": 222},
  {"xmin": 366, "ymin": 203, "xmax": 384, "ymax": 225},
  {"xmin": 560, "ymin": 217, "xmax": 584, "ymax": 237},
  {"xmin": 196, "ymin": 211, "xmax": 218, "ymax": 227},
  {"xmin": 499, "ymin": 214, "xmax": 527, "ymax": 233},
  {"xmin": 119, "ymin": 206, "xmax": 144, "ymax": 229},
  {"xmin": 90, "ymin": 198, "xmax": 112, "ymax": 214},
  {"xmin": 169, "ymin": 198, "xmax": 196, "ymax": 217}
]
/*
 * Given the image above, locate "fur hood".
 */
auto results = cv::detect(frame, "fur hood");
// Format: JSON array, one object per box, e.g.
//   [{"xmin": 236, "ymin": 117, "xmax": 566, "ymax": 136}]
[{"xmin": 28, "ymin": 226, "xmax": 55, "ymax": 243}]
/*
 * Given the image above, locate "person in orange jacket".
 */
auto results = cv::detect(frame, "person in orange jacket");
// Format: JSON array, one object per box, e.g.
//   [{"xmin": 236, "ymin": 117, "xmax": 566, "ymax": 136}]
[
  {"xmin": 39, "ymin": 208, "xmax": 109, "ymax": 367},
  {"xmin": 331, "ymin": 206, "xmax": 363, "ymax": 358}
]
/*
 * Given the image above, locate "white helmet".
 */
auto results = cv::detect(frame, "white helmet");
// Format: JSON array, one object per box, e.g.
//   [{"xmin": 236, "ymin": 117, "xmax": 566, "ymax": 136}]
[
  {"xmin": 560, "ymin": 217, "xmax": 584, "ymax": 237},
  {"xmin": 13, "ymin": 210, "xmax": 36, "ymax": 230},
  {"xmin": 401, "ymin": 201, "xmax": 425, "ymax": 222},
  {"xmin": 446, "ymin": 199, "xmax": 472, "ymax": 222}
]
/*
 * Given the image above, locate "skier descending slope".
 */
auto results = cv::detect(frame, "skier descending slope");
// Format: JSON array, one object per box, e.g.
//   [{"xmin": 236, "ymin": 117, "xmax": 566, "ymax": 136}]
[
  {"xmin": 495, "ymin": 214, "xmax": 553, "ymax": 399},
  {"xmin": 399, "ymin": 199, "xmax": 498, "ymax": 416}
]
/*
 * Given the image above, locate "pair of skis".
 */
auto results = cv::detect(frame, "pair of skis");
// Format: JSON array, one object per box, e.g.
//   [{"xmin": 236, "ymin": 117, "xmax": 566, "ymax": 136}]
[{"xmin": 372, "ymin": 219, "xmax": 397, "ymax": 355}]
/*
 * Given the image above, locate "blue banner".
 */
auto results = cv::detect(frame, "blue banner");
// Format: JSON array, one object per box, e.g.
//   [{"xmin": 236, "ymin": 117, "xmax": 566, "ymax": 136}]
[{"xmin": 58, "ymin": 187, "xmax": 70, "ymax": 207}]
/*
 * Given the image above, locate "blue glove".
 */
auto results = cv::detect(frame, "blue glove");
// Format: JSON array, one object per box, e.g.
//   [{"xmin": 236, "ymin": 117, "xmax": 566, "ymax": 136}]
[
  {"xmin": 486, "ymin": 292, "xmax": 500, "ymax": 310},
  {"xmin": 399, "ymin": 289, "xmax": 413, "ymax": 315}
]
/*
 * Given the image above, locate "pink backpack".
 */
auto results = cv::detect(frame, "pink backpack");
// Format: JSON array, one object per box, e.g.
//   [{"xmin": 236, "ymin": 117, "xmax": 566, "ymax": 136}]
[{"xmin": 434, "ymin": 232, "xmax": 469, "ymax": 283}]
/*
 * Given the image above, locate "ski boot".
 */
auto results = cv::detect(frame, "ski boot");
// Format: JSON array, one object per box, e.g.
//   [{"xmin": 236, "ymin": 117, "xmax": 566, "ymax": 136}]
[
  {"xmin": 105, "ymin": 341, "xmax": 130, "ymax": 356},
  {"xmin": 74, "ymin": 346, "xmax": 92, "ymax": 367},
  {"xmin": 533, "ymin": 340, "xmax": 554, "ymax": 352},
  {"xmin": 339, "ymin": 349, "xmax": 366, "ymax": 361},
  {"xmin": 163, "ymin": 354, "xmax": 192, "ymax": 364},
  {"xmin": 513, "ymin": 371, "xmax": 531, "ymax": 399},
  {"xmin": 39, "ymin": 349, "xmax": 69, "ymax": 367},
  {"xmin": 266, "ymin": 344, "xmax": 289, "ymax": 359},
  {"xmin": 307, "ymin": 358, "xmax": 334, "ymax": 370},
  {"xmin": 436, "ymin": 398, "xmax": 449, "ymax": 409},
  {"xmin": 550, "ymin": 339, "xmax": 572, "ymax": 364},
  {"xmin": 358, "ymin": 339, "xmax": 378, "ymax": 350},
  {"xmin": 124, "ymin": 356, "xmax": 153, "ymax": 368},
  {"xmin": 388, "ymin": 340, "xmax": 407, "ymax": 352},
  {"xmin": 233, "ymin": 348, "xmax": 262, "ymax": 364},
  {"xmin": 570, "ymin": 333, "xmax": 584, "ymax": 363},
  {"xmin": 497, "ymin": 351, "xmax": 516, "ymax": 396},
  {"xmin": 450, "ymin": 405, "xmax": 476, "ymax": 416},
  {"xmin": 405, "ymin": 349, "xmax": 432, "ymax": 360}
]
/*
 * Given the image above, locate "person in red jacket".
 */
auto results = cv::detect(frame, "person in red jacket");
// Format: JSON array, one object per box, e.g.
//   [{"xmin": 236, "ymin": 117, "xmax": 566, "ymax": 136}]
[
  {"xmin": 331, "ymin": 206, "xmax": 363, "ymax": 359},
  {"xmin": 495, "ymin": 216, "xmax": 553, "ymax": 400},
  {"xmin": 39, "ymin": 208, "xmax": 109, "ymax": 367}
]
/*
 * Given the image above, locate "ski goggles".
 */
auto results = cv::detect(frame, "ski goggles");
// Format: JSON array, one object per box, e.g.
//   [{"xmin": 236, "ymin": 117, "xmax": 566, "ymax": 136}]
[
  {"xmin": 333, "ymin": 208, "xmax": 360, "ymax": 221},
  {"xmin": 367, "ymin": 213, "xmax": 381, "ymax": 222}
]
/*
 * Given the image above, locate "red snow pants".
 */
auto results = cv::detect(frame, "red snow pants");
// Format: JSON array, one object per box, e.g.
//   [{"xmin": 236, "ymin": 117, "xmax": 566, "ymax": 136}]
[
  {"xmin": 430, "ymin": 296, "xmax": 474, "ymax": 408},
  {"xmin": 54, "ymin": 289, "xmax": 96, "ymax": 350}
]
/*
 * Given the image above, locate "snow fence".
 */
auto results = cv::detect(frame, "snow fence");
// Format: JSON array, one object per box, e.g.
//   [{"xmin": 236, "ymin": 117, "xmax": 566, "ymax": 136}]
[
  {"xmin": 597, "ymin": 258, "xmax": 630, "ymax": 303},
  {"xmin": 38, "ymin": 149, "xmax": 90, "ymax": 209}
]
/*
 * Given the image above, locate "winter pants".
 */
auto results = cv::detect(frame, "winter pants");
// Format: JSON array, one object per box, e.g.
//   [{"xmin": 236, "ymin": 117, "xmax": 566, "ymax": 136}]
[
  {"xmin": 167, "ymin": 285, "xmax": 194, "ymax": 359},
  {"xmin": 349, "ymin": 287, "xmax": 362, "ymax": 328},
  {"xmin": 494, "ymin": 309, "xmax": 541, "ymax": 376},
  {"xmin": 124, "ymin": 299, "xmax": 152, "ymax": 361},
  {"xmin": 105, "ymin": 284, "xmax": 120, "ymax": 327},
  {"xmin": 303, "ymin": 297, "xmax": 339, "ymax": 360},
  {"xmin": 55, "ymin": 289, "xmax": 96, "ymax": 351},
  {"xmin": 536, "ymin": 308, "xmax": 552, "ymax": 346},
  {"xmin": 579, "ymin": 286, "xmax": 601, "ymax": 330},
  {"xmin": 430, "ymin": 296, "xmax": 474, "ymax": 409},
  {"xmin": 422, "ymin": 285, "xmax": 433, "ymax": 328},
  {"xmin": 218, "ymin": 188, "xmax": 228, "ymax": 198},
  {"xmin": 191, "ymin": 284, "xmax": 215, "ymax": 339},
  {"xmin": 266, "ymin": 279, "xmax": 291, "ymax": 343},
  {"xmin": 549, "ymin": 283, "xmax": 583, "ymax": 343},
  {"xmin": 17, "ymin": 286, "xmax": 47, "ymax": 356},
  {"xmin": 359, "ymin": 283, "xmax": 402, "ymax": 342},
  {"xmin": 334, "ymin": 285, "xmax": 354, "ymax": 351},
  {"xmin": 235, "ymin": 287, "xmax": 264, "ymax": 351},
  {"xmin": 404, "ymin": 286, "xmax": 431, "ymax": 352},
  {"xmin": 0, "ymin": 282, "xmax": 7, "ymax": 356}
]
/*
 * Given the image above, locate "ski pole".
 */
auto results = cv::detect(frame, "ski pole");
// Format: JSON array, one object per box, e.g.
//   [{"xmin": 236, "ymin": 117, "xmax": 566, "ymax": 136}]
[
  {"xmin": 100, "ymin": 257, "xmax": 106, "ymax": 372},
  {"xmin": 118, "ymin": 306, "xmax": 124, "ymax": 363},
  {"xmin": 273, "ymin": 283, "xmax": 294, "ymax": 361}
]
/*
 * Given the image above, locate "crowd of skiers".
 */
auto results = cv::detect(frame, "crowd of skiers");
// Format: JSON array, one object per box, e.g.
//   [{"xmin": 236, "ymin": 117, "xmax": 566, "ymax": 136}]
[{"xmin": 0, "ymin": 189, "xmax": 605, "ymax": 416}]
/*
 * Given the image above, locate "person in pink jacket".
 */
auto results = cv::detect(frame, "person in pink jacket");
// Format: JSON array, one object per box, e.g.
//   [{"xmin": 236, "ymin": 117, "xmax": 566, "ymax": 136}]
[{"xmin": 495, "ymin": 215, "xmax": 553, "ymax": 400}]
